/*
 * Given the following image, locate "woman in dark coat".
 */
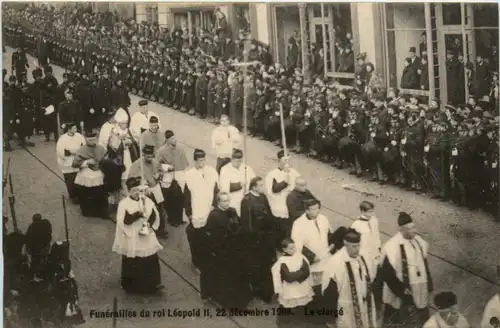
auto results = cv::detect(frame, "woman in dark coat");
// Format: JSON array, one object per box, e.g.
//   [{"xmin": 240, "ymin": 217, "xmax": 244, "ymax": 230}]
[{"xmin": 401, "ymin": 57, "xmax": 418, "ymax": 89}]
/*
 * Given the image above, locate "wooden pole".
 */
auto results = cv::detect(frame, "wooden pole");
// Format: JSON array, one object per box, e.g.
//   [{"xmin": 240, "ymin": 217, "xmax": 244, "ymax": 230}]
[
  {"xmin": 279, "ymin": 103, "xmax": 288, "ymax": 158},
  {"xmin": 62, "ymin": 195, "xmax": 69, "ymax": 244},
  {"xmin": 242, "ymin": 39, "xmax": 250, "ymax": 190}
]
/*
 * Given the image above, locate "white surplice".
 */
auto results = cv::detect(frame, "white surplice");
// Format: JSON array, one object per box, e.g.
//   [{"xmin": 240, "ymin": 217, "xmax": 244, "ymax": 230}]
[
  {"xmin": 112, "ymin": 195, "xmax": 163, "ymax": 258},
  {"xmin": 382, "ymin": 232, "xmax": 430, "ymax": 309},
  {"xmin": 211, "ymin": 125, "xmax": 241, "ymax": 158},
  {"xmin": 321, "ymin": 248, "xmax": 377, "ymax": 328},
  {"xmin": 351, "ymin": 215, "xmax": 382, "ymax": 264},
  {"xmin": 265, "ymin": 167, "xmax": 300, "ymax": 219},
  {"xmin": 56, "ymin": 132, "xmax": 85, "ymax": 174},
  {"xmin": 271, "ymin": 253, "xmax": 314, "ymax": 308},
  {"xmin": 423, "ymin": 312, "xmax": 469, "ymax": 328},
  {"xmin": 129, "ymin": 111, "xmax": 160, "ymax": 141},
  {"xmin": 291, "ymin": 213, "xmax": 332, "ymax": 286},
  {"xmin": 98, "ymin": 121, "xmax": 115, "ymax": 148},
  {"xmin": 184, "ymin": 165, "xmax": 219, "ymax": 228},
  {"xmin": 112, "ymin": 125, "xmax": 133, "ymax": 180},
  {"xmin": 219, "ymin": 162, "xmax": 255, "ymax": 216}
]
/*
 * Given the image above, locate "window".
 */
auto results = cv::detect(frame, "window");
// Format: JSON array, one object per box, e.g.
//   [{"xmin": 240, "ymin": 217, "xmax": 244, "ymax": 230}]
[
  {"xmin": 146, "ymin": 5, "xmax": 158, "ymax": 24},
  {"xmin": 273, "ymin": 6, "xmax": 301, "ymax": 68},
  {"xmin": 308, "ymin": 3, "xmax": 355, "ymax": 78},
  {"xmin": 173, "ymin": 13, "xmax": 188, "ymax": 30},
  {"xmin": 471, "ymin": 4, "xmax": 498, "ymax": 76},
  {"xmin": 235, "ymin": 4, "xmax": 251, "ymax": 35},
  {"xmin": 384, "ymin": 3, "xmax": 428, "ymax": 94}
]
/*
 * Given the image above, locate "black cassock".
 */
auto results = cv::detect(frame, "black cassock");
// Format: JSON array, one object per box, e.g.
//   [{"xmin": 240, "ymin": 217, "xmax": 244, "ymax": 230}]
[
  {"xmin": 240, "ymin": 192, "xmax": 275, "ymax": 303},
  {"xmin": 204, "ymin": 207, "xmax": 252, "ymax": 309}
]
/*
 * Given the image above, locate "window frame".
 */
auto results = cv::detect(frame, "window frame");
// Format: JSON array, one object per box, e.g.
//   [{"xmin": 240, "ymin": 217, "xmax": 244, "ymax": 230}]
[
  {"xmin": 381, "ymin": 3, "xmax": 430, "ymax": 97},
  {"xmin": 308, "ymin": 3, "xmax": 356, "ymax": 79}
]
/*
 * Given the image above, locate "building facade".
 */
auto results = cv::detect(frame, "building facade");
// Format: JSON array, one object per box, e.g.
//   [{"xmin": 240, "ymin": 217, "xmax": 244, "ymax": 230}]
[{"xmin": 134, "ymin": 2, "xmax": 498, "ymax": 104}]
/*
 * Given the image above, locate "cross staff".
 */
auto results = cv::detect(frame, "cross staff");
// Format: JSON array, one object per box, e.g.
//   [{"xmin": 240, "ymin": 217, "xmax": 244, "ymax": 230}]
[{"xmin": 231, "ymin": 41, "xmax": 259, "ymax": 192}]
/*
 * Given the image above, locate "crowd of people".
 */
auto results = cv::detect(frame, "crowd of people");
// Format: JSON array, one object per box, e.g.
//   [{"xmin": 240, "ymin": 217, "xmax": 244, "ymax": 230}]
[
  {"xmin": 2, "ymin": 4, "xmax": 500, "ymax": 328},
  {"xmin": 3, "ymin": 4, "xmax": 499, "ymax": 216}
]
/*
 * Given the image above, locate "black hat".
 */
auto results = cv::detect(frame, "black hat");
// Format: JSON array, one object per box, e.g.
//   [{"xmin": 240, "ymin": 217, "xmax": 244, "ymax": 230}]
[
  {"xmin": 303, "ymin": 198, "xmax": 321, "ymax": 209},
  {"xmin": 164, "ymin": 130, "xmax": 174, "ymax": 140},
  {"xmin": 126, "ymin": 177, "xmax": 141, "ymax": 190},
  {"xmin": 193, "ymin": 149, "xmax": 206, "ymax": 160},
  {"xmin": 65, "ymin": 121, "xmax": 77, "ymax": 129},
  {"xmin": 149, "ymin": 116, "xmax": 159, "ymax": 123},
  {"xmin": 232, "ymin": 148, "xmax": 243, "ymax": 159},
  {"xmin": 434, "ymin": 291, "xmax": 457, "ymax": 310},
  {"xmin": 139, "ymin": 99, "xmax": 148, "ymax": 106},
  {"xmin": 44, "ymin": 65, "xmax": 53, "ymax": 74},
  {"xmin": 343, "ymin": 228, "xmax": 361, "ymax": 243},
  {"xmin": 398, "ymin": 212, "xmax": 413, "ymax": 226},
  {"xmin": 277, "ymin": 149, "xmax": 288, "ymax": 160},
  {"xmin": 84, "ymin": 129, "xmax": 98, "ymax": 138},
  {"xmin": 142, "ymin": 145, "xmax": 155, "ymax": 155},
  {"xmin": 409, "ymin": 46, "xmax": 416, "ymax": 53}
]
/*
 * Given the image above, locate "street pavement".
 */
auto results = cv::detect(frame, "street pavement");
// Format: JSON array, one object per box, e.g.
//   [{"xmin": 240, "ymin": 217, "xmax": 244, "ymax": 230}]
[{"xmin": 2, "ymin": 47, "xmax": 499, "ymax": 328}]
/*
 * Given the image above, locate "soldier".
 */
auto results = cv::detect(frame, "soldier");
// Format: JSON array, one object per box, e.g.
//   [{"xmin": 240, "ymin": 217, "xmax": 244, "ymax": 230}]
[
  {"xmin": 449, "ymin": 116, "xmax": 469, "ymax": 206},
  {"xmin": 382, "ymin": 112, "xmax": 404, "ymax": 184},
  {"xmin": 195, "ymin": 64, "xmax": 208, "ymax": 118},
  {"xmin": 3, "ymin": 76, "xmax": 17, "ymax": 151},
  {"xmin": 58, "ymin": 89, "xmax": 84, "ymax": 133},
  {"xmin": 11, "ymin": 46, "xmax": 29, "ymax": 82},
  {"xmin": 110, "ymin": 78, "xmax": 131, "ymax": 118},
  {"xmin": 96, "ymin": 69, "xmax": 113, "ymax": 126},
  {"xmin": 31, "ymin": 67, "xmax": 45, "ymax": 135},
  {"xmin": 206, "ymin": 70, "xmax": 218, "ymax": 123},
  {"xmin": 229, "ymin": 72, "xmax": 244, "ymax": 129},
  {"xmin": 425, "ymin": 116, "xmax": 451, "ymax": 200},
  {"xmin": 16, "ymin": 80, "xmax": 36, "ymax": 147},
  {"xmin": 401, "ymin": 107, "xmax": 426, "ymax": 192},
  {"xmin": 41, "ymin": 66, "xmax": 60, "ymax": 142}
]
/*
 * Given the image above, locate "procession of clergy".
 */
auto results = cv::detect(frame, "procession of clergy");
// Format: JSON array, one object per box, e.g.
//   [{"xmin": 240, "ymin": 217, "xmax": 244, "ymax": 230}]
[{"xmin": 56, "ymin": 101, "xmax": 499, "ymax": 328}]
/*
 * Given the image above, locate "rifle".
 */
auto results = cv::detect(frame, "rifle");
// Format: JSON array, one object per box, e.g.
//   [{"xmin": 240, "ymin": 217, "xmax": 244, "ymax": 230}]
[{"xmin": 8, "ymin": 173, "xmax": 18, "ymax": 233}]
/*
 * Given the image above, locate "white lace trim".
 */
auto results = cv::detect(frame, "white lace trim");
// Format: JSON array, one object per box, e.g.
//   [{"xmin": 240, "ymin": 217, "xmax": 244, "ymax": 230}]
[
  {"xmin": 279, "ymin": 290, "xmax": 315, "ymax": 308},
  {"xmin": 112, "ymin": 244, "xmax": 163, "ymax": 258}
]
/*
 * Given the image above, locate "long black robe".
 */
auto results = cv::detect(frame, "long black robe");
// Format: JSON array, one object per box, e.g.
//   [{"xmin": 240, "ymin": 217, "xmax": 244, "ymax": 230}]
[
  {"xmin": 205, "ymin": 207, "xmax": 252, "ymax": 309},
  {"xmin": 240, "ymin": 192, "xmax": 275, "ymax": 303}
]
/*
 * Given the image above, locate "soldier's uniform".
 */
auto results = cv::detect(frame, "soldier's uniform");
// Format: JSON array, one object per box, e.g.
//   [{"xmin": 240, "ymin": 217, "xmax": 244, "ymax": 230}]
[
  {"xmin": 206, "ymin": 71, "xmax": 218, "ymax": 122},
  {"xmin": 425, "ymin": 118, "xmax": 451, "ymax": 199},
  {"xmin": 11, "ymin": 47, "xmax": 29, "ymax": 83},
  {"xmin": 194, "ymin": 66, "xmax": 208, "ymax": 118},
  {"xmin": 41, "ymin": 66, "xmax": 60, "ymax": 141},
  {"xmin": 16, "ymin": 81, "xmax": 36, "ymax": 146},
  {"xmin": 3, "ymin": 76, "xmax": 17, "ymax": 151},
  {"xmin": 401, "ymin": 111, "xmax": 426, "ymax": 192},
  {"xmin": 96, "ymin": 70, "xmax": 113, "ymax": 126}
]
